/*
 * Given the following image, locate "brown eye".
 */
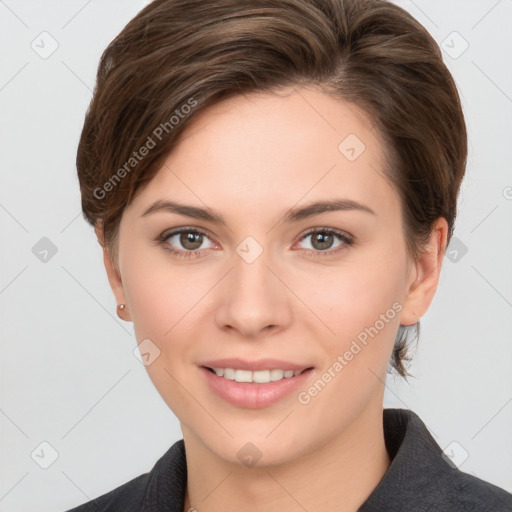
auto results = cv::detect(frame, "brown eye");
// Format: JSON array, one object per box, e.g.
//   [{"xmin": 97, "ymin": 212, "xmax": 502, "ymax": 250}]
[
  {"xmin": 161, "ymin": 228, "xmax": 215, "ymax": 254},
  {"xmin": 310, "ymin": 232, "xmax": 335, "ymax": 250},
  {"xmin": 297, "ymin": 228, "xmax": 353, "ymax": 254},
  {"xmin": 179, "ymin": 231, "xmax": 203, "ymax": 250}
]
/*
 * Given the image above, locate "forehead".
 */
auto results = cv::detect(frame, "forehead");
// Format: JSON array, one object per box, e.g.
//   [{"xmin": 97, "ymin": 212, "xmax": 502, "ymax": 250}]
[{"xmin": 128, "ymin": 87, "xmax": 401, "ymax": 223}]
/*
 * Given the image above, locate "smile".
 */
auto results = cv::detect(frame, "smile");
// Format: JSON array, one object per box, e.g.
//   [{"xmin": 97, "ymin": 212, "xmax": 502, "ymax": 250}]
[
  {"xmin": 206, "ymin": 367, "xmax": 304, "ymax": 383},
  {"xmin": 200, "ymin": 360, "xmax": 315, "ymax": 409}
]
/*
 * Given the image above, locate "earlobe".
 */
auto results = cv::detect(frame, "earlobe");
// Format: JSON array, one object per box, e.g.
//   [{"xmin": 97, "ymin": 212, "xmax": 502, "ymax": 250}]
[
  {"xmin": 399, "ymin": 218, "xmax": 448, "ymax": 326},
  {"xmin": 95, "ymin": 224, "xmax": 132, "ymax": 322}
]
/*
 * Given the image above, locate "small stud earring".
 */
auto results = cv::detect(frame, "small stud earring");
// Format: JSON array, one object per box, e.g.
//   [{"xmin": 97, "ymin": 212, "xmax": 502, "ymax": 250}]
[{"xmin": 117, "ymin": 304, "xmax": 126, "ymax": 319}]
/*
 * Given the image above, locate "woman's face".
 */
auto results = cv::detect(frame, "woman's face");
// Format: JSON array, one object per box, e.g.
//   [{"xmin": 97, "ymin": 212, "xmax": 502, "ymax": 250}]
[{"xmin": 105, "ymin": 86, "xmax": 438, "ymax": 467}]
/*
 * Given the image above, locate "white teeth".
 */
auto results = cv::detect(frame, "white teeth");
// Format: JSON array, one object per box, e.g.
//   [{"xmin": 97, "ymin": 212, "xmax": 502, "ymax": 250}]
[
  {"xmin": 211, "ymin": 367, "xmax": 304, "ymax": 383},
  {"xmin": 253, "ymin": 370, "xmax": 270, "ymax": 383},
  {"xmin": 270, "ymin": 369, "xmax": 284, "ymax": 381},
  {"xmin": 234, "ymin": 370, "xmax": 252, "ymax": 383},
  {"xmin": 223, "ymin": 368, "xmax": 235, "ymax": 380}
]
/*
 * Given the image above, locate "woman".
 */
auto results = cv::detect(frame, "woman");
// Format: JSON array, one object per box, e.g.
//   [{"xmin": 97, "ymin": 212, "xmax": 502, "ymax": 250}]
[{"xmin": 66, "ymin": 0, "xmax": 512, "ymax": 510}]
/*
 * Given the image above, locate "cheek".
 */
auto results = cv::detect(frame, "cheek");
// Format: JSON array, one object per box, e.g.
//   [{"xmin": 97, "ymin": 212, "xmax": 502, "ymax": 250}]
[
  {"xmin": 305, "ymin": 247, "xmax": 406, "ymax": 372},
  {"xmin": 121, "ymin": 252, "xmax": 220, "ymax": 392},
  {"xmin": 121, "ymin": 257, "xmax": 206, "ymax": 416},
  {"xmin": 123, "ymin": 269, "xmax": 172, "ymax": 341},
  {"xmin": 121, "ymin": 242, "xmax": 207, "ymax": 340},
  {"xmin": 295, "ymin": 267, "xmax": 403, "ymax": 424},
  {"xmin": 313, "ymin": 251, "xmax": 405, "ymax": 326}
]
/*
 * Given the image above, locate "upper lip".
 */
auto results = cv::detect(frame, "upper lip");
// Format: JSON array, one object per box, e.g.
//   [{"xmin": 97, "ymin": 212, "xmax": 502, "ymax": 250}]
[{"xmin": 200, "ymin": 358, "xmax": 313, "ymax": 372}]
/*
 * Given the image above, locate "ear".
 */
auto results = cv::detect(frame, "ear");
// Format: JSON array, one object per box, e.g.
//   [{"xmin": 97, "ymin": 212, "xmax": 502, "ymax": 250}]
[
  {"xmin": 399, "ymin": 217, "xmax": 448, "ymax": 326},
  {"xmin": 95, "ymin": 223, "xmax": 132, "ymax": 322}
]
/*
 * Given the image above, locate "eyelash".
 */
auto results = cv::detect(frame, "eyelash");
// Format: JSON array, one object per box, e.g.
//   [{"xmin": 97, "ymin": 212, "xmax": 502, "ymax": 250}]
[{"xmin": 156, "ymin": 227, "xmax": 354, "ymax": 260}]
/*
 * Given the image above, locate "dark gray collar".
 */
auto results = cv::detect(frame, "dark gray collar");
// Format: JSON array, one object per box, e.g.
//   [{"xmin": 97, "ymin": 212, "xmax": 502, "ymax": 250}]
[{"xmin": 360, "ymin": 409, "xmax": 511, "ymax": 511}]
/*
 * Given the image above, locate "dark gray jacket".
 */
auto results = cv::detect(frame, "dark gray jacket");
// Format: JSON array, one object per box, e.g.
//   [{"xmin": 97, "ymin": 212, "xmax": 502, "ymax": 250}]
[{"xmin": 65, "ymin": 408, "xmax": 512, "ymax": 511}]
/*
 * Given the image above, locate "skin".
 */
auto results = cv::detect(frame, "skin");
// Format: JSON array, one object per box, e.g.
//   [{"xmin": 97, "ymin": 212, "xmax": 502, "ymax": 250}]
[{"xmin": 96, "ymin": 86, "xmax": 447, "ymax": 512}]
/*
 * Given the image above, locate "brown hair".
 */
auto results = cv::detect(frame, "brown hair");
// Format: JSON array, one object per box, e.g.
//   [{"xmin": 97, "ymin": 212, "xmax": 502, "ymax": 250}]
[{"xmin": 76, "ymin": 0, "xmax": 467, "ymax": 376}]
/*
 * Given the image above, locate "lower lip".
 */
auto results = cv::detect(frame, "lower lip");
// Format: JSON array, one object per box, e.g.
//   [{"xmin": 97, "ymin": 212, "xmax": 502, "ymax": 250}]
[{"xmin": 200, "ymin": 367, "xmax": 314, "ymax": 409}]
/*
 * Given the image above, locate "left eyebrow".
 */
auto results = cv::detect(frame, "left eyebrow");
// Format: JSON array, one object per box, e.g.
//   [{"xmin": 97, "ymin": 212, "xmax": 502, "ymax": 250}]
[
  {"xmin": 281, "ymin": 199, "xmax": 376, "ymax": 223},
  {"xmin": 140, "ymin": 198, "xmax": 375, "ymax": 224}
]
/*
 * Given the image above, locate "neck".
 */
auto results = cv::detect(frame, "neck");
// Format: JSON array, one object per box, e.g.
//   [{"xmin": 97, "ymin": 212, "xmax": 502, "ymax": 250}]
[{"xmin": 182, "ymin": 402, "xmax": 390, "ymax": 512}]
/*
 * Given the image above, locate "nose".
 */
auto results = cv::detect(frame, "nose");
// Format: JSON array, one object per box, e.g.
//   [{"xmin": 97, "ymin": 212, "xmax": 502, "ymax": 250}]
[{"xmin": 214, "ymin": 247, "xmax": 293, "ymax": 339}]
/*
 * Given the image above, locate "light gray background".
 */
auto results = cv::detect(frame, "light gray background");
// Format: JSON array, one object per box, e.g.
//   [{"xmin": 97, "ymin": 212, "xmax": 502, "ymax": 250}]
[{"xmin": 1, "ymin": 1, "xmax": 511, "ymax": 511}]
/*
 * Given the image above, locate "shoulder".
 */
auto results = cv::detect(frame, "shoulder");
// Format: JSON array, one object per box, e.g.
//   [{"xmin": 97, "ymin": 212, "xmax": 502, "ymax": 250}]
[
  {"xmin": 437, "ymin": 467, "xmax": 512, "ymax": 511},
  {"xmin": 64, "ymin": 473, "xmax": 149, "ymax": 512},
  {"xmin": 403, "ymin": 409, "xmax": 512, "ymax": 510},
  {"xmin": 63, "ymin": 439, "xmax": 187, "ymax": 512},
  {"xmin": 360, "ymin": 409, "xmax": 512, "ymax": 511}
]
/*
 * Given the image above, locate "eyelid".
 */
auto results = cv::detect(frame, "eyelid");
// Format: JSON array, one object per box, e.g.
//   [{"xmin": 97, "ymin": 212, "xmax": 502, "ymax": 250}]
[
  {"xmin": 298, "ymin": 226, "xmax": 353, "ymax": 242},
  {"xmin": 293, "ymin": 227, "xmax": 354, "ymax": 253},
  {"xmin": 159, "ymin": 225, "xmax": 214, "ymax": 241}
]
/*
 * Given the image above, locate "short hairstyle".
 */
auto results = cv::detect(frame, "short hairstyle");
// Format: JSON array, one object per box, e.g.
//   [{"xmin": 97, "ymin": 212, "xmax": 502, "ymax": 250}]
[{"xmin": 76, "ymin": 0, "xmax": 467, "ymax": 376}]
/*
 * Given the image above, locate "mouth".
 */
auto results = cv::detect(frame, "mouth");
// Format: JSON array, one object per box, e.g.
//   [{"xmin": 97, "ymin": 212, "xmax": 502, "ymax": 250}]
[
  {"xmin": 203, "ymin": 367, "xmax": 309, "ymax": 383},
  {"xmin": 199, "ymin": 358, "xmax": 315, "ymax": 409}
]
